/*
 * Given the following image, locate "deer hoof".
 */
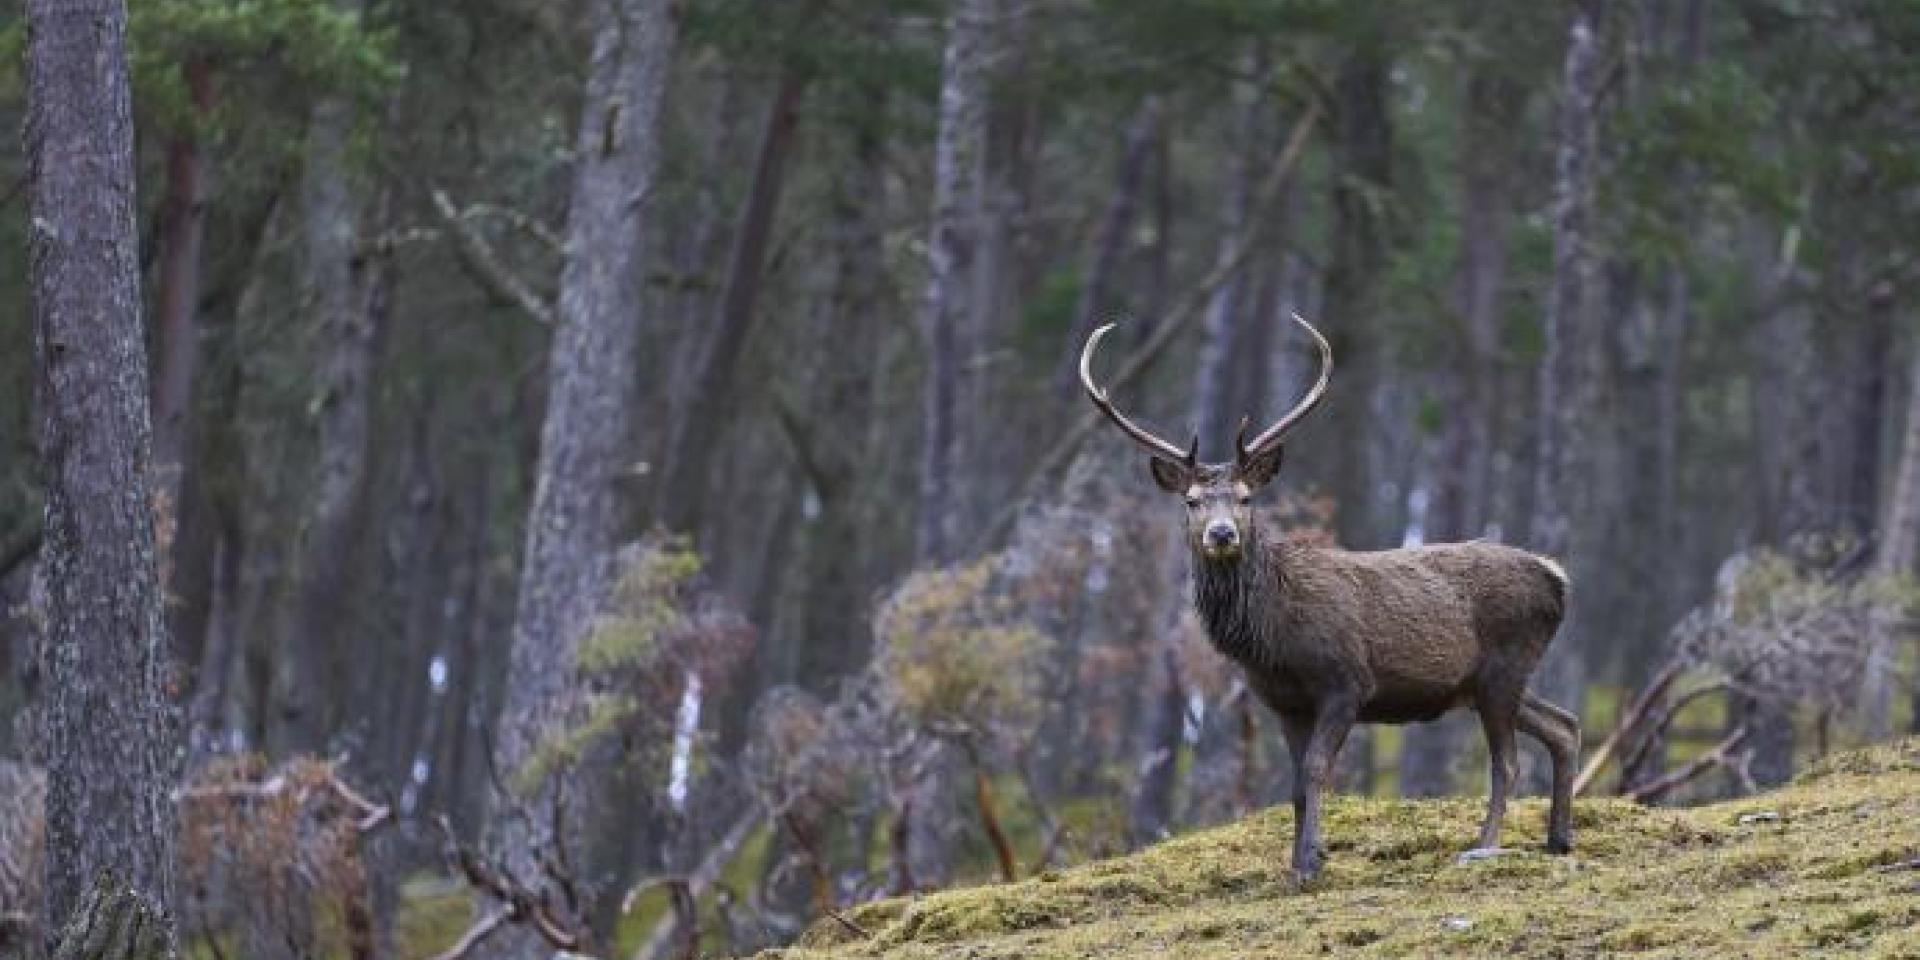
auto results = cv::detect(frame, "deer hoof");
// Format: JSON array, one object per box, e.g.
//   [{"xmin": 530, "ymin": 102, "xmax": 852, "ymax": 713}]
[
  {"xmin": 1456, "ymin": 847, "xmax": 1518, "ymax": 865},
  {"xmin": 1545, "ymin": 836, "xmax": 1573, "ymax": 855}
]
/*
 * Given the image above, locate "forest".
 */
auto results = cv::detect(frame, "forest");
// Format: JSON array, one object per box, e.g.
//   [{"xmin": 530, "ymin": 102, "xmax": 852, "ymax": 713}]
[{"xmin": 2, "ymin": 0, "xmax": 1919, "ymax": 957}]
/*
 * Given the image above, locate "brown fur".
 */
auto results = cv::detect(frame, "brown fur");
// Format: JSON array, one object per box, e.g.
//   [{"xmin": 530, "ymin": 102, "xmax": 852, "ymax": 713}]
[
  {"xmin": 1083, "ymin": 313, "xmax": 1578, "ymax": 879},
  {"xmin": 1165, "ymin": 455, "xmax": 1581, "ymax": 879}
]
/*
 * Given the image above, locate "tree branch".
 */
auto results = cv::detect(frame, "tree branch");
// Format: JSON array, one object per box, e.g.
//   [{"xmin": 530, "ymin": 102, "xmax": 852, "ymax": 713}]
[
  {"xmin": 1626, "ymin": 726, "xmax": 1750, "ymax": 805},
  {"xmin": 1573, "ymin": 658, "xmax": 1685, "ymax": 796},
  {"xmin": 630, "ymin": 809, "xmax": 764, "ymax": 960},
  {"xmin": 427, "ymin": 910, "xmax": 510, "ymax": 960},
  {"xmin": 431, "ymin": 187, "xmax": 556, "ymax": 326}
]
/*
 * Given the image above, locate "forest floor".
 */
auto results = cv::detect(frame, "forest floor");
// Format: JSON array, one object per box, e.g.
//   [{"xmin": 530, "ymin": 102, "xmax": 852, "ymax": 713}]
[{"xmin": 767, "ymin": 738, "xmax": 1920, "ymax": 959}]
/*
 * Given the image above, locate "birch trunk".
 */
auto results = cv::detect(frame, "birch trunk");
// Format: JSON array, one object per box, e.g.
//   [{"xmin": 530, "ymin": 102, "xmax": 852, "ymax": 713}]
[{"xmin": 24, "ymin": 0, "xmax": 178, "ymax": 940}]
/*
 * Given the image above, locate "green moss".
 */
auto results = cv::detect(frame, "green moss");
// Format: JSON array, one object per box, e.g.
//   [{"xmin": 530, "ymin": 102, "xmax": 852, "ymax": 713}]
[{"xmin": 767, "ymin": 738, "xmax": 1920, "ymax": 959}]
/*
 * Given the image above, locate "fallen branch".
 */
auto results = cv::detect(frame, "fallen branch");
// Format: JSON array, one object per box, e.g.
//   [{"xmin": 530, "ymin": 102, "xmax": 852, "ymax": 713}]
[
  {"xmin": 435, "ymin": 815, "xmax": 584, "ymax": 955},
  {"xmin": 1617, "ymin": 681, "xmax": 1732, "ymax": 783},
  {"xmin": 822, "ymin": 904, "xmax": 870, "ymax": 940},
  {"xmin": 630, "ymin": 809, "xmax": 763, "ymax": 960},
  {"xmin": 969, "ymin": 99, "xmax": 1323, "ymax": 555},
  {"xmin": 1573, "ymin": 659, "xmax": 1685, "ymax": 796},
  {"xmin": 1626, "ymin": 726, "xmax": 1750, "ymax": 805},
  {"xmin": 428, "ymin": 909, "xmax": 510, "ymax": 960},
  {"xmin": 171, "ymin": 762, "xmax": 393, "ymax": 833},
  {"xmin": 431, "ymin": 186, "xmax": 556, "ymax": 326}
]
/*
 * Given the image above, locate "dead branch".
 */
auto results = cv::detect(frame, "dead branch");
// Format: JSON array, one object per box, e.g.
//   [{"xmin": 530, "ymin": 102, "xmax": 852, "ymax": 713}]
[
  {"xmin": 822, "ymin": 904, "xmax": 871, "ymax": 940},
  {"xmin": 434, "ymin": 815, "xmax": 584, "ymax": 954},
  {"xmin": 172, "ymin": 763, "xmax": 393, "ymax": 834},
  {"xmin": 630, "ymin": 809, "xmax": 763, "ymax": 960},
  {"xmin": 430, "ymin": 186, "xmax": 556, "ymax": 326},
  {"xmin": 1626, "ymin": 726, "xmax": 1751, "ymax": 805},
  {"xmin": 462, "ymin": 201, "xmax": 563, "ymax": 252},
  {"xmin": 1015, "ymin": 757, "xmax": 1067, "ymax": 874},
  {"xmin": 1617, "ymin": 680, "xmax": 1733, "ymax": 782},
  {"xmin": 427, "ymin": 909, "xmax": 511, "ymax": 960},
  {"xmin": 1573, "ymin": 658, "xmax": 1685, "ymax": 796}
]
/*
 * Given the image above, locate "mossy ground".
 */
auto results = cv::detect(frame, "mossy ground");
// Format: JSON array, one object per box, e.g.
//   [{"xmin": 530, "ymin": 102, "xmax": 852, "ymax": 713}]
[{"xmin": 766, "ymin": 739, "xmax": 1920, "ymax": 959}]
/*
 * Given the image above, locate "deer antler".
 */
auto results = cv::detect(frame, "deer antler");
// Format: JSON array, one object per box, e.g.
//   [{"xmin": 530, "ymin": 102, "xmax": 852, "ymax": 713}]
[
  {"xmin": 1079, "ymin": 323, "xmax": 1197, "ymax": 466},
  {"xmin": 1236, "ymin": 312, "xmax": 1333, "ymax": 464}
]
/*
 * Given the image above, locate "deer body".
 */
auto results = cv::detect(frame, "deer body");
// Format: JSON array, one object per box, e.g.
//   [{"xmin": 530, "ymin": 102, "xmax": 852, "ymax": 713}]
[
  {"xmin": 1198, "ymin": 540, "xmax": 1565, "ymax": 724},
  {"xmin": 1081, "ymin": 314, "xmax": 1581, "ymax": 881}
]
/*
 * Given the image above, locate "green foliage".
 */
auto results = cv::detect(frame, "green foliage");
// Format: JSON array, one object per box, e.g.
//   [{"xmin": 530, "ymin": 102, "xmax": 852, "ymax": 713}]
[
  {"xmin": 511, "ymin": 693, "xmax": 640, "ymax": 797},
  {"xmin": 1611, "ymin": 62, "xmax": 1796, "ymax": 262},
  {"xmin": 575, "ymin": 536, "xmax": 704, "ymax": 674},
  {"xmin": 873, "ymin": 557, "xmax": 1053, "ymax": 739},
  {"xmin": 128, "ymin": 0, "xmax": 404, "ymax": 128},
  {"xmin": 513, "ymin": 537, "xmax": 748, "ymax": 797}
]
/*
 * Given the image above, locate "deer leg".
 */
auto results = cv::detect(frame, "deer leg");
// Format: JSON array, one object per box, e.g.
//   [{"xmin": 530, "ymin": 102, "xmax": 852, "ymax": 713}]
[
  {"xmin": 1474, "ymin": 696, "xmax": 1520, "ymax": 851},
  {"xmin": 1291, "ymin": 699, "xmax": 1356, "ymax": 881},
  {"xmin": 1279, "ymin": 712, "xmax": 1311, "ymax": 832},
  {"xmin": 1520, "ymin": 693, "xmax": 1580, "ymax": 854}
]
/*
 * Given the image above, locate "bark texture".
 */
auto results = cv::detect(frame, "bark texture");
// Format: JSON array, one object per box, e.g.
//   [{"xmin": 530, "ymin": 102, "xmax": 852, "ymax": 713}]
[
  {"xmin": 48, "ymin": 881, "xmax": 171, "ymax": 960},
  {"xmin": 1529, "ymin": 3, "xmax": 1605, "ymax": 715},
  {"xmin": 271, "ymin": 0, "xmax": 380, "ymax": 755},
  {"xmin": 24, "ymin": 0, "xmax": 179, "ymax": 940},
  {"xmin": 484, "ymin": 0, "xmax": 678, "ymax": 953},
  {"xmin": 915, "ymin": 0, "xmax": 993, "ymax": 565}
]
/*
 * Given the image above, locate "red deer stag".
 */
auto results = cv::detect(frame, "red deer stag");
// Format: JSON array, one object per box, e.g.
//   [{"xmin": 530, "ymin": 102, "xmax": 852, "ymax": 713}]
[{"xmin": 1081, "ymin": 313, "xmax": 1580, "ymax": 880}]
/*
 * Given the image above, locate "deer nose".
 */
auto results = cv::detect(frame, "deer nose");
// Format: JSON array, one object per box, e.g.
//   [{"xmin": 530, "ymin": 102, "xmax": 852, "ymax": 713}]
[{"xmin": 1205, "ymin": 521, "xmax": 1239, "ymax": 549}]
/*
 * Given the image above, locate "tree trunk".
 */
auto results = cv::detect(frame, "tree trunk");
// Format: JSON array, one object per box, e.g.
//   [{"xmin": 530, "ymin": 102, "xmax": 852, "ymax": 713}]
[
  {"xmin": 788, "ymin": 112, "xmax": 887, "ymax": 693},
  {"xmin": 1870, "ymin": 302, "xmax": 1920, "ymax": 738},
  {"xmin": 1402, "ymin": 68, "xmax": 1521, "ymax": 799},
  {"xmin": 269, "ymin": 14, "xmax": 380, "ymax": 754},
  {"xmin": 1320, "ymin": 44, "xmax": 1394, "ymax": 550},
  {"xmin": 483, "ymin": 0, "xmax": 678, "ymax": 953},
  {"xmin": 24, "ymin": 0, "xmax": 179, "ymax": 940},
  {"xmin": 654, "ymin": 68, "xmax": 807, "ymax": 537},
  {"xmin": 1055, "ymin": 97, "xmax": 1161, "ymax": 396},
  {"xmin": 150, "ymin": 60, "xmax": 217, "ymax": 685},
  {"xmin": 1745, "ymin": 229, "xmax": 1816, "ymax": 786},
  {"xmin": 47, "ymin": 882, "xmax": 171, "ymax": 960},
  {"xmin": 914, "ymin": 0, "xmax": 993, "ymax": 565},
  {"xmin": 1529, "ymin": 3, "xmax": 1605, "ymax": 719}
]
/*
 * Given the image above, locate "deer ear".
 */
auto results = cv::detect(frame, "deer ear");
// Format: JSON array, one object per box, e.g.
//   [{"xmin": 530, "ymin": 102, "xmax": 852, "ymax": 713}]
[
  {"xmin": 1148, "ymin": 456, "xmax": 1190, "ymax": 493},
  {"xmin": 1239, "ymin": 444, "xmax": 1285, "ymax": 487}
]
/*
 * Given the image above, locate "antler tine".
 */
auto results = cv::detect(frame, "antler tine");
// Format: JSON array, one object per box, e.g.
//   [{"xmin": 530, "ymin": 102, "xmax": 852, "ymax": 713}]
[
  {"xmin": 1080, "ymin": 323, "xmax": 1197, "ymax": 465},
  {"xmin": 1238, "ymin": 312, "xmax": 1334, "ymax": 462}
]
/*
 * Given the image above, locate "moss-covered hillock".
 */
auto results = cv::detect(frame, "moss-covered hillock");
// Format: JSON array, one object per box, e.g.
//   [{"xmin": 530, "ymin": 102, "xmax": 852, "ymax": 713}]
[{"xmin": 768, "ymin": 739, "xmax": 1920, "ymax": 958}]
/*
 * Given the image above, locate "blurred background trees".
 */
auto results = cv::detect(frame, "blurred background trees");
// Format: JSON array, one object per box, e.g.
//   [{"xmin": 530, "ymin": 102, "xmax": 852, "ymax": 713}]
[{"xmin": 4, "ymin": 0, "xmax": 1920, "ymax": 955}]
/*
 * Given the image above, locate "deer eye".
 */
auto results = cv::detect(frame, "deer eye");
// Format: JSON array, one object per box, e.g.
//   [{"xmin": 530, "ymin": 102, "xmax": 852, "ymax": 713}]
[
  {"xmin": 1238, "ymin": 495, "xmax": 1251, "ymax": 505},
  {"xmin": 1184, "ymin": 495, "xmax": 1201, "ymax": 508}
]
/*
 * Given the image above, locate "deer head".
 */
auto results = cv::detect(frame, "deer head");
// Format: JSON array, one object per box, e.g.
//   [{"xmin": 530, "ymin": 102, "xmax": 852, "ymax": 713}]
[{"xmin": 1079, "ymin": 313, "xmax": 1333, "ymax": 561}]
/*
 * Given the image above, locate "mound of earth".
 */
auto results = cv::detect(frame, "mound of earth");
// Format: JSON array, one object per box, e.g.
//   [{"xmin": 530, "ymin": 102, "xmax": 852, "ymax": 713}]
[{"xmin": 767, "ymin": 739, "xmax": 1920, "ymax": 958}]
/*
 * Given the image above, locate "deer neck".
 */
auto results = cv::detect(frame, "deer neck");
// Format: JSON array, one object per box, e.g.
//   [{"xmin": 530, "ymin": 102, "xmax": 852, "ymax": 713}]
[{"xmin": 1191, "ymin": 532, "xmax": 1285, "ymax": 669}]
